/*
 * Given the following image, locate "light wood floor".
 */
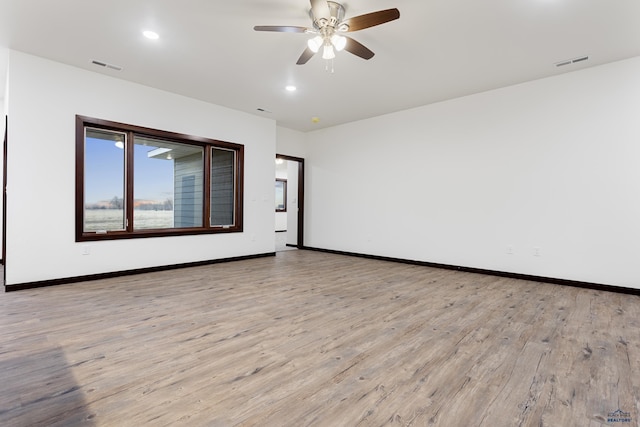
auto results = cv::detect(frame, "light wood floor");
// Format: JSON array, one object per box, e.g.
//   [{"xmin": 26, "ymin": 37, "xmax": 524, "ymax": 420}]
[{"xmin": 1, "ymin": 251, "xmax": 639, "ymax": 427}]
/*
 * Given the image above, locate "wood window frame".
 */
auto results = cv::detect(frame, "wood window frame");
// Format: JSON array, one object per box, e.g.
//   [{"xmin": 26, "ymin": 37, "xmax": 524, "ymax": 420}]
[
  {"xmin": 275, "ymin": 178, "xmax": 287, "ymax": 212},
  {"xmin": 75, "ymin": 115, "xmax": 243, "ymax": 242}
]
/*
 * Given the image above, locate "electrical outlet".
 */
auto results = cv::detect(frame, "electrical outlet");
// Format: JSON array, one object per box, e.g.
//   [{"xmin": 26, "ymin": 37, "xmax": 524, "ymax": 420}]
[
  {"xmin": 506, "ymin": 246, "xmax": 514, "ymax": 255},
  {"xmin": 82, "ymin": 246, "xmax": 90, "ymax": 255},
  {"xmin": 533, "ymin": 247, "xmax": 541, "ymax": 257}
]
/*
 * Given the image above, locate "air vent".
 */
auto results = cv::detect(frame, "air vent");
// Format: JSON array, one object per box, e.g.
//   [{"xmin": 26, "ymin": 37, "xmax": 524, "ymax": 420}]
[
  {"xmin": 91, "ymin": 60, "xmax": 123, "ymax": 71},
  {"xmin": 555, "ymin": 55, "xmax": 589, "ymax": 67}
]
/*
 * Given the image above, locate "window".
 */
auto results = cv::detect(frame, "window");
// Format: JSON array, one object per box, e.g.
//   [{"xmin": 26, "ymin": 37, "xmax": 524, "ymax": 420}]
[
  {"xmin": 76, "ymin": 116, "xmax": 243, "ymax": 241},
  {"xmin": 275, "ymin": 179, "xmax": 287, "ymax": 212}
]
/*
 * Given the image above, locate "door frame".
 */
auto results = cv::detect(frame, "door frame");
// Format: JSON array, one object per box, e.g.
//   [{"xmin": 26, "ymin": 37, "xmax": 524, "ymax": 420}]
[
  {"xmin": 275, "ymin": 154, "xmax": 304, "ymax": 248},
  {"xmin": 2, "ymin": 115, "xmax": 7, "ymax": 272}
]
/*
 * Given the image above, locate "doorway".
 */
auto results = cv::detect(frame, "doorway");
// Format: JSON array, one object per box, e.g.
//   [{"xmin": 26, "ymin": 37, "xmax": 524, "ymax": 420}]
[
  {"xmin": 275, "ymin": 154, "xmax": 304, "ymax": 251},
  {"xmin": 2, "ymin": 115, "xmax": 6, "ymax": 273}
]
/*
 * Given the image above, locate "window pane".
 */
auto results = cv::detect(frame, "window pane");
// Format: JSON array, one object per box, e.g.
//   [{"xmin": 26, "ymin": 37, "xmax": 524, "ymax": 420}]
[
  {"xmin": 275, "ymin": 180, "xmax": 286, "ymax": 212},
  {"xmin": 134, "ymin": 136, "xmax": 203, "ymax": 229},
  {"xmin": 210, "ymin": 148, "xmax": 235, "ymax": 226},
  {"xmin": 84, "ymin": 128, "xmax": 126, "ymax": 232}
]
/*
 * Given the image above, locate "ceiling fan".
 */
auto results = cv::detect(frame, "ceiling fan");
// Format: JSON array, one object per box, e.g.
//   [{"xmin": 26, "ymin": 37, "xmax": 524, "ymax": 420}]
[{"xmin": 254, "ymin": 0, "xmax": 400, "ymax": 65}]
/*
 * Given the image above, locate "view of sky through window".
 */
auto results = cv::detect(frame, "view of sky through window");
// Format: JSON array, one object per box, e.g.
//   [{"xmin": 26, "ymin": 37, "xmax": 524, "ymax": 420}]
[{"xmin": 84, "ymin": 136, "xmax": 175, "ymax": 207}]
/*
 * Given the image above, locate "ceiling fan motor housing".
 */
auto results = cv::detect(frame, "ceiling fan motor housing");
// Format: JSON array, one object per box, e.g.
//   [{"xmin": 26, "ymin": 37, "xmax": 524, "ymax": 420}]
[{"xmin": 310, "ymin": 1, "xmax": 346, "ymax": 30}]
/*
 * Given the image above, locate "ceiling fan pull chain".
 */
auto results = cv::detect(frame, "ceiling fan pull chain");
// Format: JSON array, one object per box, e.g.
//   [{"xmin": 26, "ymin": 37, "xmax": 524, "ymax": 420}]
[{"xmin": 325, "ymin": 58, "xmax": 335, "ymax": 73}]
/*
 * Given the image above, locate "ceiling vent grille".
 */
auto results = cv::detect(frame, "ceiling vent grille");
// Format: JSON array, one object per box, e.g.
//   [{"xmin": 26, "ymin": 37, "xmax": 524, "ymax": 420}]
[
  {"xmin": 91, "ymin": 60, "xmax": 123, "ymax": 71},
  {"xmin": 555, "ymin": 55, "xmax": 589, "ymax": 67}
]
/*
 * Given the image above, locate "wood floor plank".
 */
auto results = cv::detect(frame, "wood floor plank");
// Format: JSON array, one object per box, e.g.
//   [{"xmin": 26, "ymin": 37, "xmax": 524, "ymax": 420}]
[{"xmin": 1, "ymin": 251, "xmax": 639, "ymax": 426}]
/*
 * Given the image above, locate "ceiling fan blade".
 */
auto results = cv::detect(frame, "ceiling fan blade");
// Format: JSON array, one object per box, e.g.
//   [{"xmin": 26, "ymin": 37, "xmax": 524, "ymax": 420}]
[
  {"xmin": 341, "ymin": 8, "xmax": 400, "ymax": 32},
  {"xmin": 343, "ymin": 37, "xmax": 375, "ymax": 60},
  {"xmin": 253, "ymin": 25, "xmax": 309, "ymax": 33},
  {"xmin": 296, "ymin": 47, "xmax": 316, "ymax": 65},
  {"xmin": 310, "ymin": 0, "xmax": 330, "ymax": 21}
]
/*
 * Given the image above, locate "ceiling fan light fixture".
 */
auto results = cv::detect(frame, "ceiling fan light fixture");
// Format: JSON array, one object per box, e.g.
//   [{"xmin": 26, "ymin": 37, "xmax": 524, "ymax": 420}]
[
  {"xmin": 307, "ymin": 36, "xmax": 323, "ymax": 53},
  {"xmin": 331, "ymin": 34, "xmax": 347, "ymax": 51},
  {"xmin": 322, "ymin": 43, "xmax": 335, "ymax": 60},
  {"xmin": 254, "ymin": 2, "xmax": 400, "ymax": 66}
]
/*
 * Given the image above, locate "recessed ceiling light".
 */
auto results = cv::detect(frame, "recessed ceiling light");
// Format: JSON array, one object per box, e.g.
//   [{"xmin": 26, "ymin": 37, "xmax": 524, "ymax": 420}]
[
  {"xmin": 143, "ymin": 30, "xmax": 159, "ymax": 40},
  {"xmin": 285, "ymin": 85, "xmax": 297, "ymax": 92}
]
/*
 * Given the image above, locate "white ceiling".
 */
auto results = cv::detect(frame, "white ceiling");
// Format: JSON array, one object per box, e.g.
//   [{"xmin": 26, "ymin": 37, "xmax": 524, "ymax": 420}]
[{"xmin": 1, "ymin": 0, "xmax": 639, "ymax": 132}]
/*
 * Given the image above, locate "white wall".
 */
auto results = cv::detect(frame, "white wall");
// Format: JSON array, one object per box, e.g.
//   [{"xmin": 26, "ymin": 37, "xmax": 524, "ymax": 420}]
[
  {"xmin": 305, "ymin": 56, "xmax": 640, "ymax": 289},
  {"xmin": 276, "ymin": 126, "xmax": 306, "ymax": 159},
  {"xmin": 5, "ymin": 51, "xmax": 276, "ymax": 286},
  {"xmin": 274, "ymin": 213, "xmax": 287, "ymax": 232}
]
